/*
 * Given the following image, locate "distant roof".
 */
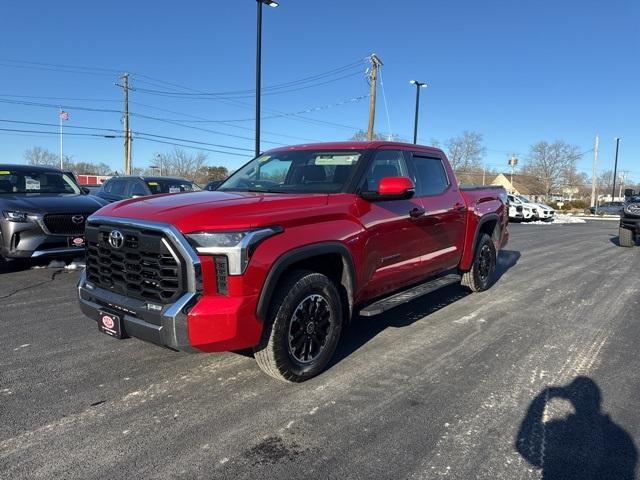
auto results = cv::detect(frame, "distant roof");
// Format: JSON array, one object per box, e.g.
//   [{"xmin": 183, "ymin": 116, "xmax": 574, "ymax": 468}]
[
  {"xmin": 266, "ymin": 141, "xmax": 445, "ymax": 156},
  {"xmin": 0, "ymin": 164, "xmax": 63, "ymax": 172},
  {"xmin": 499, "ymin": 173, "xmax": 546, "ymax": 195}
]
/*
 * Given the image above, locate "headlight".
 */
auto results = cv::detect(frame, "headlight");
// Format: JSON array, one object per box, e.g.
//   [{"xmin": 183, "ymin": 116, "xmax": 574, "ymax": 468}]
[
  {"xmin": 186, "ymin": 227, "xmax": 282, "ymax": 275},
  {"xmin": 625, "ymin": 204, "xmax": 640, "ymax": 216},
  {"xmin": 3, "ymin": 211, "xmax": 30, "ymax": 222}
]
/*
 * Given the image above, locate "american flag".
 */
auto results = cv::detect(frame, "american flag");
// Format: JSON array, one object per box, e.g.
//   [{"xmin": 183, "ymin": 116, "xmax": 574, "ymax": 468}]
[{"xmin": 59, "ymin": 110, "xmax": 69, "ymax": 121}]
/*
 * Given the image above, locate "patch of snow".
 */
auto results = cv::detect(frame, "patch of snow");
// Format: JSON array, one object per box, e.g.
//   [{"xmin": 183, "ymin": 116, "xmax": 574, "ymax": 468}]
[
  {"xmin": 65, "ymin": 259, "xmax": 85, "ymax": 270},
  {"xmin": 522, "ymin": 214, "xmax": 586, "ymax": 225},
  {"xmin": 47, "ymin": 260, "xmax": 66, "ymax": 269}
]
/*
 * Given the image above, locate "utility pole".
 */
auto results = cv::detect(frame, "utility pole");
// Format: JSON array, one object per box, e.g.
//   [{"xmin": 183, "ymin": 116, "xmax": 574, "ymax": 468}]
[
  {"xmin": 590, "ymin": 134, "xmax": 599, "ymax": 208},
  {"xmin": 59, "ymin": 107, "xmax": 64, "ymax": 170},
  {"xmin": 366, "ymin": 54, "xmax": 382, "ymax": 141},
  {"xmin": 508, "ymin": 154, "xmax": 518, "ymax": 193},
  {"xmin": 117, "ymin": 73, "xmax": 132, "ymax": 175},
  {"xmin": 611, "ymin": 137, "xmax": 621, "ymax": 201}
]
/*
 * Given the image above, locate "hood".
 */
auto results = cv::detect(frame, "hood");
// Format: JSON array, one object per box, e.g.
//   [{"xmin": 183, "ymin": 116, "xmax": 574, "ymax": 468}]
[
  {"xmin": 0, "ymin": 193, "xmax": 108, "ymax": 214},
  {"xmin": 93, "ymin": 190, "xmax": 331, "ymax": 232}
]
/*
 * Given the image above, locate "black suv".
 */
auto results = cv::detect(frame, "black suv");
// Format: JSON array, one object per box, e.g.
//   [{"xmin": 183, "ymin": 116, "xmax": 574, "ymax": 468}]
[
  {"xmin": 96, "ymin": 176, "xmax": 201, "ymax": 203},
  {"xmin": 619, "ymin": 194, "xmax": 640, "ymax": 247},
  {"xmin": 0, "ymin": 164, "xmax": 108, "ymax": 260}
]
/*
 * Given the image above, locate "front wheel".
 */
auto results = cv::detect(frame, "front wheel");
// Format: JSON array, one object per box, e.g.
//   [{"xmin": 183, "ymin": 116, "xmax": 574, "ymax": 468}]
[
  {"xmin": 253, "ymin": 270, "xmax": 343, "ymax": 382},
  {"xmin": 461, "ymin": 233, "xmax": 497, "ymax": 292}
]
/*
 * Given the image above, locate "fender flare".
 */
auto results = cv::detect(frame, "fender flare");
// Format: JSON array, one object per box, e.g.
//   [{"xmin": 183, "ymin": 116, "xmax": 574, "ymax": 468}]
[
  {"xmin": 472, "ymin": 213, "xmax": 501, "ymax": 251},
  {"xmin": 256, "ymin": 242, "xmax": 356, "ymax": 321}
]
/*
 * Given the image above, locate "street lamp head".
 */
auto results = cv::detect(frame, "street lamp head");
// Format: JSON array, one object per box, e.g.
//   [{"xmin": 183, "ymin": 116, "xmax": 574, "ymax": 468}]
[
  {"xmin": 259, "ymin": 0, "xmax": 279, "ymax": 6},
  {"xmin": 410, "ymin": 80, "xmax": 427, "ymax": 87}
]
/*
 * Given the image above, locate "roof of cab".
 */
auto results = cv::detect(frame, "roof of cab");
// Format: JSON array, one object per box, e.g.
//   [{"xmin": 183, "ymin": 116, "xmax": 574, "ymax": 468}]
[
  {"xmin": 264, "ymin": 141, "xmax": 444, "ymax": 155},
  {"xmin": 0, "ymin": 164, "xmax": 63, "ymax": 172}
]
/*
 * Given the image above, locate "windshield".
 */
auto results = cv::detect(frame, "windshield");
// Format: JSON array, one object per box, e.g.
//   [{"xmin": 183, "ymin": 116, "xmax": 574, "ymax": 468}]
[
  {"xmin": 218, "ymin": 150, "xmax": 364, "ymax": 194},
  {"xmin": 0, "ymin": 169, "xmax": 81, "ymax": 194},
  {"xmin": 517, "ymin": 195, "xmax": 531, "ymax": 204},
  {"xmin": 146, "ymin": 179, "xmax": 201, "ymax": 194}
]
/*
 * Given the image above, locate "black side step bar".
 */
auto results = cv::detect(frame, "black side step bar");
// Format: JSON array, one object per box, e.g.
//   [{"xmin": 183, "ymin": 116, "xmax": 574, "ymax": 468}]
[{"xmin": 358, "ymin": 273, "xmax": 461, "ymax": 317}]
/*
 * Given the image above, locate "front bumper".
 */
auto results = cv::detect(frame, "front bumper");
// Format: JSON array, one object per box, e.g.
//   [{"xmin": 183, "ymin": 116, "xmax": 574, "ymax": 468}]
[
  {"xmin": 0, "ymin": 218, "xmax": 85, "ymax": 259},
  {"xmin": 77, "ymin": 215, "xmax": 264, "ymax": 353}
]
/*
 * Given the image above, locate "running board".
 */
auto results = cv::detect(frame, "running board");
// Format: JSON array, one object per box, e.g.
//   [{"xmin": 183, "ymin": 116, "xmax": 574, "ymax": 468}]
[{"xmin": 358, "ymin": 273, "xmax": 461, "ymax": 317}]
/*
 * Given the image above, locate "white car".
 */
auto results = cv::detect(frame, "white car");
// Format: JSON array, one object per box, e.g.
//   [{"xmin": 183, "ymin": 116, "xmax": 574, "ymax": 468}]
[
  {"xmin": 508, "ymin": 194, "xmax": 539, "ymax": 221},
  {"xmin": 508, "ymin": 203, "xmax": 524, "ymax": 221},
  {"xmin": 534, "ymin": 202, "xmax": 556, "ymax": 220}
]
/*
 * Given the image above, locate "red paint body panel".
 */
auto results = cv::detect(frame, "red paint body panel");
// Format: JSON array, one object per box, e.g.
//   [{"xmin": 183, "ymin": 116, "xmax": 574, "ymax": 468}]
[{"xmin": 91, "ymin": 142, "xmax": 508, "ymax": 352}]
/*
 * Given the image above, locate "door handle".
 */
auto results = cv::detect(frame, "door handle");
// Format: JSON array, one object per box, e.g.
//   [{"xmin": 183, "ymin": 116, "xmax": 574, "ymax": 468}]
[
  {"xmin": 454, "ymin": 202, "xmax": 467, "ymax": 212},
  {"xmin": 409, "ymin": 207, "xmax": 426, "ymax": 219}
]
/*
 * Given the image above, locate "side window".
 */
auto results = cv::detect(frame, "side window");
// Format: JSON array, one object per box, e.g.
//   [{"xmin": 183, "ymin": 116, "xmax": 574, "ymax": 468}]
[
  {"xmin": 362, "ymin": 150, "xmax": 408, "ymax": 192},
  {"xmin": 109, "ymin": 179, "xmax": 126, "ymax": 197},
  {"xmin": 410, "ymin": 155, "xmax": 449, "ymax": 196},
  {"xmin": 130, "ymin": 181, "xmax": 147, "ymax": 197}
]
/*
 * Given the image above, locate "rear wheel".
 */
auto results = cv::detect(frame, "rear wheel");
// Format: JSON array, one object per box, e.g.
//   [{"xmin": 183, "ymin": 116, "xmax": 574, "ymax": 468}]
[
  {"xmin": 461, "ymin": 233, "xmax": 497, "ymax": 292},
  {"xmin": 619, "ymin": 226, "xmax": 635, "ymax": 247},
  {"xmin": 253, "ymin": 270, "xmax": 343, "ymax": 382}
]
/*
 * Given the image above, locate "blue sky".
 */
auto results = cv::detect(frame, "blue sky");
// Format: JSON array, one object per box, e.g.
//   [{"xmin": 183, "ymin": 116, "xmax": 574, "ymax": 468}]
[{"xmin": 0, "ymin": 0, "xmax": 637, "ymax": 182}]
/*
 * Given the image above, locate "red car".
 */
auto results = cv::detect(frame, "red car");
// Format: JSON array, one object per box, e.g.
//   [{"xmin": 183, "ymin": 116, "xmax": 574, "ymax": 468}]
[{"xmin": 78, "ymin": 142, "xmax": 508, "ymax": 381}]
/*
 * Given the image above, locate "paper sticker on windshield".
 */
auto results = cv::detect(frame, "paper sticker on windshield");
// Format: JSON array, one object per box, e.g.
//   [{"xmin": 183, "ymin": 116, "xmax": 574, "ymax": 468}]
[
  {"xmin": 25, "ymin": 177, "xmax": 41, "ymax": 190},
  {"xmin": 147, "ymin": 181, "xmax": 159, "ymax": 186},
  {"xmin": 169, "ymin": 186, "xmax": 181, "ymax": 193},
  {"xmin": 315, "ymin": 154, "xmax": 360, "ymax": 166},
  {"xmin": 258, "ymin": 155, "xmax": 271, "ymax": 163},
  {"xmin": 0, "ymin": 171, "xmax": 11, "ymax": 175}
]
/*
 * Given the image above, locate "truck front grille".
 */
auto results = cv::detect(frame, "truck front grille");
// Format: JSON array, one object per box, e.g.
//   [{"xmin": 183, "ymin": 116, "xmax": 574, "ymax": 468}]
[
  {"xmin": 85, "ymin": 224, "xmax": 185, "ymax": 304},
  {"xmin": 43, "ymin": 214, "xmax": 87, "ymax": 235}
]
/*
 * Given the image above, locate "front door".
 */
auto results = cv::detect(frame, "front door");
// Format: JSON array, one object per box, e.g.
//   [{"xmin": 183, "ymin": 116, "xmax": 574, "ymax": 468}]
[{"xmin": 356, "ymin": 149, "xmax": 431, "ymax": 299}]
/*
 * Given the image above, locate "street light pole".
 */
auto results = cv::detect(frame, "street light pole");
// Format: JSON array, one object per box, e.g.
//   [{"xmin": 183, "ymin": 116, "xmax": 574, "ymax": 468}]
[
  {"xmin": 611, "ymin": 137, "xmax": 621, "ymax": 201},
  {"xmin": 409, "ymin": 80, "xmax": 427, "ymax": 144},
  {"xmin": 255, "ymin": 0, "xmax": 279, "ymax": 157}
]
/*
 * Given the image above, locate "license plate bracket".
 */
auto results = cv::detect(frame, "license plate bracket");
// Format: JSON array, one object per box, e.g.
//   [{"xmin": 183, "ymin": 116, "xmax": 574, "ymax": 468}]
[
  {"xmin": 98, "ymin": 310, "xmax": 125, "ymax": 339},
  {"xmin": 68, "ymin": 235, "xmax": 85, "ymax": 248}
]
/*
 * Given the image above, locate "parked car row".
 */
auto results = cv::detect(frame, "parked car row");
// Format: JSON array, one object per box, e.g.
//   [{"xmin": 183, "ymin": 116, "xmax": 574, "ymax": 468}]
[
  {"xmin": 585, "ymin": 202, "xmax": 624, "ymax": 216},
  {"xmin": 0, "ymin": 165, "xmax": 204, "ymax": 263},
  {"xmin": 507, "ymin": 194, "xmax": 555, "ymax": 222}
]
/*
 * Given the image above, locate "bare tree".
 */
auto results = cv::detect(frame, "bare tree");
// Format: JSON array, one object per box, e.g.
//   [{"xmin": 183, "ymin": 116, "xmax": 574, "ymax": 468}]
[
  {"xmin": 72, "ymin": 162, "xmax": 112, "ymax": 175},
  {"xmin": 154, "ymin": 148, "xmax": 208, "ymax": 180},
  {"xmin": 349, "ymin": 130, "xmax": 387, "ymax": 141},
  {"xmin": 524, "ymin": 140, "xmax": 581, "ymax": 197},
  {"xmin": 445, "ymin": 131, "xmax": 486, "ymax": 172},
  {"xmin": 24, "ymin": 147, "xmax": 72, "ymax": 169}
]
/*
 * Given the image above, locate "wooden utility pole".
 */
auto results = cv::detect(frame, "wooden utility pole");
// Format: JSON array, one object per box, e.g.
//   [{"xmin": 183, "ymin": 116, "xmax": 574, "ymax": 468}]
[
  {"xmin": 590, "ymin": 134, "xmax": 599, "ymax": 208},
  {"xmin": 118, "ymin": 73, "xmax": 132, "ymax": 174},
  {"xmin": 366, "ymin": 54, "xmax": 382, "ymax": 141}
]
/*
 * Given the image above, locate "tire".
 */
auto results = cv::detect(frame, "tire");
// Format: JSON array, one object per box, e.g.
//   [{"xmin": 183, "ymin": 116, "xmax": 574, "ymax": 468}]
[
  {"xmin": 253, "ymin": 270, "xmax": 343, "ymax": 382},
  {"xmin": 461, "ymin": 233, "xmax": 497, "ymax": 292},
  {"xmin": 619, "ymin": 227, "xmax": 635, "ymax": 248}
]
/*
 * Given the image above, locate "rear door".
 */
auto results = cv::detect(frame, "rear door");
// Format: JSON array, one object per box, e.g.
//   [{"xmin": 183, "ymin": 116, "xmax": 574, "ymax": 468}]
[
  {"xmin": 406, "ymin": 152, "xmax": 466, "ymax": 276},
  {"xmin": 357, "ymin": 148, "xmax": 431, "ymax": 298}
]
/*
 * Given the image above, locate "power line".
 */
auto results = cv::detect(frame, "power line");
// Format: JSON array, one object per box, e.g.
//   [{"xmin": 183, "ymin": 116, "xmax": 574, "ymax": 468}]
[{"xmin": 0, "ymin": 119, "xmax": 256, "ymax": 153}]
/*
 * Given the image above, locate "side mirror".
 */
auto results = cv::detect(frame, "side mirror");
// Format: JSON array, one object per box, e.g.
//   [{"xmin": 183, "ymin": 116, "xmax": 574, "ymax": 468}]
[
  {"xmin": 81, "ymin": 187, "xmax": 90, "ymax": 195},
  {"xmin": 361, "ymin": 176, "xmax": 415, "ymax": 201}
]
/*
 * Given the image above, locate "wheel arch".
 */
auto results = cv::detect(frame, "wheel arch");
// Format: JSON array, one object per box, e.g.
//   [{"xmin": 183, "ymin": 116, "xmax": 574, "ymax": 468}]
[{"xmin": 256, "ymin": 242, "xmax": 356, "ymax": 322}]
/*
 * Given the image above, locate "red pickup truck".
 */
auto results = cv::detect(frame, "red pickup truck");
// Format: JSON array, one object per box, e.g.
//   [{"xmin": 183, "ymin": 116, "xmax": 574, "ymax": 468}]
[{"xmin": 78, "ymin": 142, "xmax": 508, "ymax": 381}]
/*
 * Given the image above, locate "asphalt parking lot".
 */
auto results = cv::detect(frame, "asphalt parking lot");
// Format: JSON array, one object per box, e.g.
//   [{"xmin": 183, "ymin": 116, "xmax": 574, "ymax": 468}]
[{"xmin": 1, "ymin": 220, "xmax": 638, "ymax": 479}]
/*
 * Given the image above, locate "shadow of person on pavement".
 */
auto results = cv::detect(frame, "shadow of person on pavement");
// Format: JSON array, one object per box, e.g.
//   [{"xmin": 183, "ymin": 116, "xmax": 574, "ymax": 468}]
[{"xmin": 515, "ymin": 376, "xmax": 637, "ymax": 479}]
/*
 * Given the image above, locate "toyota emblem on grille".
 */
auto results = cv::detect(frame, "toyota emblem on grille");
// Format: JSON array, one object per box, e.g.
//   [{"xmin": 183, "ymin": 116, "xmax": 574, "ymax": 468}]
[
  {"xmin": 108, "ymin": 230, "xmax": 124, "ymax": 249},
  {"xmin": 71, "ymin": 215, "xmax": 85, "ymax": 225}
]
